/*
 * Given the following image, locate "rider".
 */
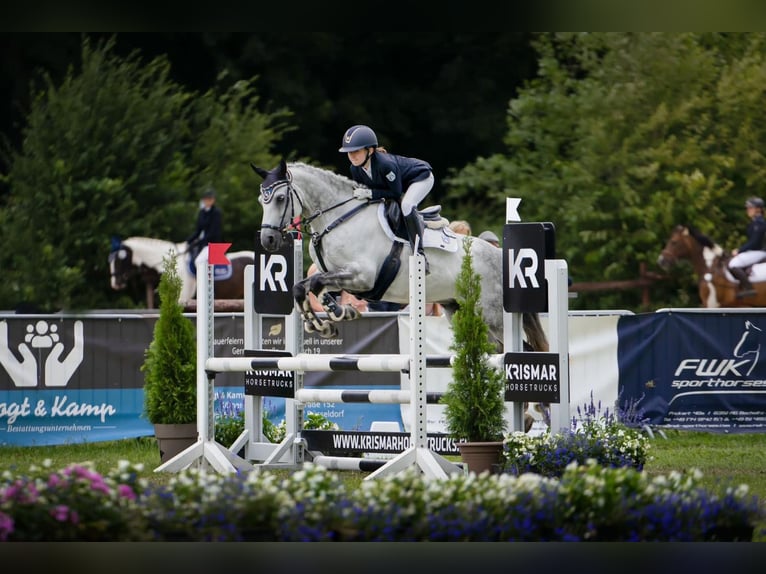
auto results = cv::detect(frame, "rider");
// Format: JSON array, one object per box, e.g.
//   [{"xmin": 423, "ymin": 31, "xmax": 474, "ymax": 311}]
[
  {"xmin": 186, "ymin": 185, "xmax": 223, "ymax": 273},
  {"xmin": 728, "ymin": 196, "xmax": 766, "ymax": 298},
  {"xmin": 339, "ymin": 124, "xmax": 434, "ymax": 273}
]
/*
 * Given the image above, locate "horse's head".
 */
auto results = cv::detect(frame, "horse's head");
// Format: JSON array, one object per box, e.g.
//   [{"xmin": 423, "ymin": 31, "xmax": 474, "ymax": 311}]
[
  {"xmin": 657, "ymin": 225, "xmax": 692, "ymax": 270},
  {"xmin": 108, "ymin": 238, "xmax": 134, "ymax": 290},
  {"xmin": 251, "ymin": 158, "xmax": 296, "ymax": 252}
]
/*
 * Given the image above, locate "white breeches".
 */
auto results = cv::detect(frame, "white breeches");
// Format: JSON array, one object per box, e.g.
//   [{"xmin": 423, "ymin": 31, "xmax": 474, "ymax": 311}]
[
  {"xmin": 729, "ymin": 250, "xmax": 766, "ymax": 269},
  {"xmin": 401, "ymin": 173, "xmax": 434, "ymax": 215}
]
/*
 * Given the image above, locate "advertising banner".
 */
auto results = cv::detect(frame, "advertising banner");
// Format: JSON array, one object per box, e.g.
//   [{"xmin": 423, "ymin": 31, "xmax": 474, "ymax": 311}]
[
  {"xmin": 617, "ymin": 311, "xmax": 766, "ymax": 432},
  {"xmin": 0, "ymin": 313, "xmax": 247, "ymax": 446}
]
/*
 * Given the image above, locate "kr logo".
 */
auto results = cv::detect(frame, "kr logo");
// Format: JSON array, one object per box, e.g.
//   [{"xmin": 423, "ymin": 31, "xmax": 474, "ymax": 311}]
[{"xmin": 0, "ymin": 320, "xmax": 84, "ymax": 387}]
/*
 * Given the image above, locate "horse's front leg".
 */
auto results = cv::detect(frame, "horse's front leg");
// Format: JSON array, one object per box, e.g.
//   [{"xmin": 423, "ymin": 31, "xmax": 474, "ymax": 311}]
[
  {"xmin": 292, "ymin": 279, "xmax": 337, "ymax": 338},
  {"xmin": 308, "ymin": 271, "xmax": 364, "ymax": 324}
]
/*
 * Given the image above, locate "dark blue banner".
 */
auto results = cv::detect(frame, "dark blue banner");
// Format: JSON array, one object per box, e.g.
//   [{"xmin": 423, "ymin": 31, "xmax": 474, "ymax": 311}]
[{"xmin": 617, "ymin": 311, "xmax": 766, "ymax": 432}]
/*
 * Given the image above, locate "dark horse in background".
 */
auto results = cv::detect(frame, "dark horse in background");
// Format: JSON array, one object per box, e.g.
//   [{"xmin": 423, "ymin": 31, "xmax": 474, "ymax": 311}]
[
  {"xmin": 109, "ymin": 236, "xmax": 254, "ymax": 308},
  {"xmin": 657, "ymin": 224, "xmax": 766, "ymax": 308}
]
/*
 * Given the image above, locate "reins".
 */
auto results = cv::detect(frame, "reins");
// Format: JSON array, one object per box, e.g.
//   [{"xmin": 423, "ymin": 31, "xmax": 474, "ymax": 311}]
[{"xmin": 260, "ymin": 173, "xmax": 374, "ymax": 248}]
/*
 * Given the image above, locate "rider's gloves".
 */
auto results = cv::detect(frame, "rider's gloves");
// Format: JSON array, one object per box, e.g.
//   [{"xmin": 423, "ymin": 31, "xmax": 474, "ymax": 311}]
[{"xmin": 353, "ymin": 188, "xmax": 372, "ymax": 200}]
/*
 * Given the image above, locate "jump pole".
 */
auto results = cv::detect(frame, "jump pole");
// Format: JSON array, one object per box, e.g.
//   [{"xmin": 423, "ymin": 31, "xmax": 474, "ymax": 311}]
[
  {"xmin": 546, "ymin": 258, "xmax": 570, "ymax": 433},
  {"xmin": 206, "ymin": 246, "xmax": 462, "ymax": 478},
  {"xmin": 504, "ymin": 198, "xmax": 526, "ymax": 432},
  {"xmin": 364, "ymin": 243, "xmax": 462, "ymax": 480},
  {"xmin": 154, "ymin": 245, "xmax": 253, "ymax": 473}
]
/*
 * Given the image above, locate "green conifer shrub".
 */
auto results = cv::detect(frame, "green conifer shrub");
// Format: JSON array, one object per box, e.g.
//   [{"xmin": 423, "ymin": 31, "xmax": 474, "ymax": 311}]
[
  {"xmin": 141, "ymin": 254, "xmax": 197, "ymax": 424},
  {"xmin": 441, "ymin": 238, "xmax": 507, "ymax": 442}
]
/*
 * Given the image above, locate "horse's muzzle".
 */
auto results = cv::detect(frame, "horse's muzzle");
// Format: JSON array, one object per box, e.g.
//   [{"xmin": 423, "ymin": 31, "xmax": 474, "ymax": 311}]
[
  {"xmin": 260, "ymin": 228, "xmax": 283, "ymax": 252},
  {"xmin": 657, "ymin": 253, "xmax": 673, "ymax": 271}
]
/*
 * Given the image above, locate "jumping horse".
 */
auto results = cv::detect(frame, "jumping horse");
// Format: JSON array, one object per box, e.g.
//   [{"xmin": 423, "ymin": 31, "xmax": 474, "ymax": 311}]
[
  {"xmin": 657, "ymin": 224, "xmax": 766, "ymax": 308},
  {"xmin": 250, "ymin": 159, "xmax": 549, "ymax": 354},
  {"xmin": 109, "ymin": 236, "xmax": 254, "ymax": 307}
]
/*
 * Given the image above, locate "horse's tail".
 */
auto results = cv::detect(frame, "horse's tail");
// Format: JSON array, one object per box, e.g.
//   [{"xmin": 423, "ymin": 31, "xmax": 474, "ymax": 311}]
[{"xmin": 523, "ymin": 312, "xmax": 549, "ymax": 352}]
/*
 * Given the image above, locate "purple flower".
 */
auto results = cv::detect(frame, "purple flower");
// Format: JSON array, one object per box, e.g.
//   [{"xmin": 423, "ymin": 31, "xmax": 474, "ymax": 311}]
[
  {"xmin": 118, "ymin": 484, "xmax": 136, "ymax": 501},
  {"xmin": 51, "ymin": 505, "xmax": 71, "ymax": 522},
  {"xmin": 0, "ymin": 512, "xmax": 14, "ymax": 541}
]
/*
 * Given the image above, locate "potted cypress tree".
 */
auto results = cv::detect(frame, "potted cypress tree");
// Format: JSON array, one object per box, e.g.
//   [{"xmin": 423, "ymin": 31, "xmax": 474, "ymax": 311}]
[
  {"xmin": 441, "ymin": 237, "xmax": 507, "ymax": 474},
  {"xmin": 141, "ymin": 253, "xmax": 198, "ymax": 463}
]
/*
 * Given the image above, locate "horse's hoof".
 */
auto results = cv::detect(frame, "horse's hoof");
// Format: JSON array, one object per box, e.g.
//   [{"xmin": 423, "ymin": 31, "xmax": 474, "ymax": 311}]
[
  {"xmin": 303, "ymin": 321, "xmax": 317, "ymax": 334},
  {"xmin": 328, "ymin": 307, "xmax": 344, "ymax": 321},
  {"xmin": 346, "ymin": 306, "xmax": 361, "ymax": 320},
  {"xmin": 319, "ymin": 323, "xmax": 338, "ymax": 338}
]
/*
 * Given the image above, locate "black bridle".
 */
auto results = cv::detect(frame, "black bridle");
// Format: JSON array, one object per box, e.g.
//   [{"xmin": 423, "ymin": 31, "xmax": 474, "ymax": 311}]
[
  {"xmin": 259, "ymin": 172, "xmax": 364, "ymax": 244},
  {"xmin": 108, "ymin": 247, "xmax": 134, "ymax": 287}
]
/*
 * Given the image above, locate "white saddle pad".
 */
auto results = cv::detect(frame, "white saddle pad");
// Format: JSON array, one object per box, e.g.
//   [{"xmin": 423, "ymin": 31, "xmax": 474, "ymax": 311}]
[
  {"xmin": 375, "ymin": 204, "xmax": 460, "ymax": 253},
  {"xmin": 723, "ymin": 262, "xmax": 766, "ymax": 283}
]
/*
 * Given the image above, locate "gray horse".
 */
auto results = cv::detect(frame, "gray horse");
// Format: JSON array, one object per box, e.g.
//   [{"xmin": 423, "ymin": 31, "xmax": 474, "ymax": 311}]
[{"xmin": 251, "ymin": 159, "xmax": 548, "ymax": 353}]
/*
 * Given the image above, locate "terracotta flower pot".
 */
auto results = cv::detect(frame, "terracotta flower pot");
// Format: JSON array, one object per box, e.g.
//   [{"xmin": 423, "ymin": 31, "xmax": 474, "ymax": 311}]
[
  {"xmin": 456, "ymin": 441, "xmax": 505, "ymax": 474},
  {"xmin": 154, "ymin": 423, "xmax": 198, "ymax": 463}
]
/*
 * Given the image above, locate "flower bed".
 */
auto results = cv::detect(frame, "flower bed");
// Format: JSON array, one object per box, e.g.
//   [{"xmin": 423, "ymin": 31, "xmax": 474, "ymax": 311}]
[
  {"xmin": 0, "ymin": 460, "xmax": 760, "ymax": 541},
  {"xmin": 502, "ymin": 420, "xmax": 650, "ymax": 477}
]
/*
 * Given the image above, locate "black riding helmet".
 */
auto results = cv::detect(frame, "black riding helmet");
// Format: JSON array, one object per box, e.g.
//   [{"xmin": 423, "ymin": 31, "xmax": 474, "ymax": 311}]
[
  {"xmin": 339, "ymin": 125, "xmax": 378, "ymax": 152},
  {"xmin": 745, "ymin": 196, "xmax": 764, "ymax": 209}
]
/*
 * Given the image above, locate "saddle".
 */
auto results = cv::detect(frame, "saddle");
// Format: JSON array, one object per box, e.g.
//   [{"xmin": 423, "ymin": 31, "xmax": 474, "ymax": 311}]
[
  {"xmin": 188, "ymin": 249, "xmax": 234, "ymax": 281},
  {"xmin": 384, "ymin": 200, "xmax": 448, "ymax": 241}
]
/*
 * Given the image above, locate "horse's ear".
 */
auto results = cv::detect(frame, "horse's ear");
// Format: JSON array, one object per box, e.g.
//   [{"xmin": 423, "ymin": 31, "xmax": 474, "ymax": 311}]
[
  {"xmin": 279, "ymin": 158, "xmax": 288, "ymax": 176},
  {"xmin": 110, "ymin": 235, "xmax": 122, "ymax": 251},
  {"xmin": 250, "ymin": 162, "xmax": 269, "ymax": 180}
]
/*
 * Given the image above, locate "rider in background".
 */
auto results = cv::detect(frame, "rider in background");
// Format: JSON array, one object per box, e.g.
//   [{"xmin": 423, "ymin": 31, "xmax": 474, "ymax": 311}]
[
  {"xmin": 339, "ymin": 124, "xmax": 434, "ymax": 273},
  {"xmin": 728, "ymin": 196, "xmax": 766, "ymax": 298},
  {"xmin": 186, "ymin": 186, "xmax": 223, "ymax": 273},
  {"xmin": 478, "ymin": 229, "xmax": 500, "ymax": 247}
]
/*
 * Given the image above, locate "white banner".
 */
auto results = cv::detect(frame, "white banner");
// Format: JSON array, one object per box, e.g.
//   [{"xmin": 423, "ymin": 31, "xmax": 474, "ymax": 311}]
[{"xmin": 397, "ymin": 311, "xmax": 631, "ymax": 433}]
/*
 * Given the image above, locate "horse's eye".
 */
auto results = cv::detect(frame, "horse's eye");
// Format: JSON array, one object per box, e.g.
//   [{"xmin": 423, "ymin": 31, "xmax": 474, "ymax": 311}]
[{"xmin": 276, "ymin": 194, "xmax": 286, "ymax": 204}]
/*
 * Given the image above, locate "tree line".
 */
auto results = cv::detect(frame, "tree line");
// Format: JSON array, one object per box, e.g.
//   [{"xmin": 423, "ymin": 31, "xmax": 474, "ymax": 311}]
[{"xmin": 1, "ymin": 33, "xmax": 764, "ymax": 312}]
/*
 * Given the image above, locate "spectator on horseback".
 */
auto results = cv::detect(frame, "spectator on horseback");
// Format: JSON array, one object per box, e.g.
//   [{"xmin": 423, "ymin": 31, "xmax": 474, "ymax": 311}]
[
  {"xmin": 339, "ymin": 124, "xmax": 434, "ymax": 274},
  {"xmin": 728, "ymin": 196, "xmax": 766, "ymax": 298},
  {"xmin": 186, "ymin": 185, "xmax": 223, "ymax": 274}
]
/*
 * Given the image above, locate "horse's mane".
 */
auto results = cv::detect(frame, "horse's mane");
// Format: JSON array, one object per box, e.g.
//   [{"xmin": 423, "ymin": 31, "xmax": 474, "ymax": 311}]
[
  {"xmin": 288, "ymin": 161, "xmax": 356, "ymax": 189},
  {"xmin": 686, "ymin": 225, "xmax": 716, "ymax": 249},
  {"xmin": 124, "ymin": 236, "xmax": 182, "ymax": 270}
]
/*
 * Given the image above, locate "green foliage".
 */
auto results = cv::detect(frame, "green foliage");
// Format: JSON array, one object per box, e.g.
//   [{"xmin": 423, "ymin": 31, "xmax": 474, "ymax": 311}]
[
  {"xmin": 441, "ymin": 238, "xmax": 507, "ymax": 442},
  {"xmin": 0, "ymin": 35, "xmax": 289, "ymax": 311},
  {"xmin": 141, "ymin": 255, "xmax": 197, "ymax": 424},
  {"xmin": 214, "ymin": 411, "xmax": 246, "ymax": 447},
  {"xmin": 444, "ymin": 33, "xmax": 766, "ymax": 312},
  {"xmin": 215, "ymin": 410, "xmax": 338, "ymax": 446}
]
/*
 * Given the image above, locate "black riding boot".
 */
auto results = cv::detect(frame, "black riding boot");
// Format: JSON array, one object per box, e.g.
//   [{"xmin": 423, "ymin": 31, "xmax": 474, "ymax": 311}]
[
  {"xmin": 729, "ymin": 266, "xmax": 756, "ymax": 298},
  {"xmin": 404, "ymin": 210, "xmax": 429, "ymax": 274}
]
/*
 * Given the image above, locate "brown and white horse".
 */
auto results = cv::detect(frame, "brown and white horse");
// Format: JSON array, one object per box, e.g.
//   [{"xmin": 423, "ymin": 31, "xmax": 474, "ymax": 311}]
[
  {"xmin": 657, "ymin": 224, "xmax": 766, "ymax": 307},
  {"xmin": 109, "ymin": 236, "xmax": 253, "ymax": 307}
]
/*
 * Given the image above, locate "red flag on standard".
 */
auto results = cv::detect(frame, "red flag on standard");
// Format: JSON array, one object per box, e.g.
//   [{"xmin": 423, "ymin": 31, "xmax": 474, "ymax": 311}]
[{"xmin": 208, "ymin": 242, "xmax": 232, "ymax": 265}]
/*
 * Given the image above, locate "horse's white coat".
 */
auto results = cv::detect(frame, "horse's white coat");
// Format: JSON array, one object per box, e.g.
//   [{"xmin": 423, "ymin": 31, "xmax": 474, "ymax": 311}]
[{"xmin": 256, "ymin": 161, "xmax": 545, "ymax": 350}]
